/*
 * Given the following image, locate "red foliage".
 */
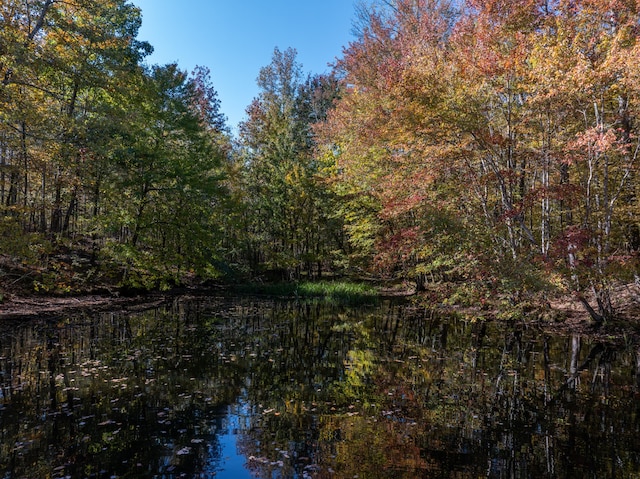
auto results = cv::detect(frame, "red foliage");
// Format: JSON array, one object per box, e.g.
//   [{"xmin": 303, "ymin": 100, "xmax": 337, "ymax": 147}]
[
  {"xmin": 548, "ymin": 226, "xmax": 594, "ymax": 267},
  {"xmin": 373, "ymin": 226, "xmax": 422, "ymax": 272}
]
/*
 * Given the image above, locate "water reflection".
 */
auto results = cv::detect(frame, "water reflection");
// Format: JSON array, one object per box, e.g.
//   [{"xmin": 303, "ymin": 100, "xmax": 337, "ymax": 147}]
[{"xmin": 0, "ymin": 297, "xmax": 639, "ymax": 478}]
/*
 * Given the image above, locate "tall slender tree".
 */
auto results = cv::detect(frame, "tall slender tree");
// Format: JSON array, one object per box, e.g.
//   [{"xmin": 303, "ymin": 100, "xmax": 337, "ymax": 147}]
[{"xmin": 238, "ymin": 47, "xmax": 342, "ymax": 279}]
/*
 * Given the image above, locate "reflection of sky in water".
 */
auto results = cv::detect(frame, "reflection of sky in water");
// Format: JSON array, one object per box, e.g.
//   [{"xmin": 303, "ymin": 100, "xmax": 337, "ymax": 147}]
[
  {"xmin": 209, "ymin": 404, "xmax": 254, "ymax": 479},
  {"xmin": 156, "ymin": 404, "xmax": 255, "ymax": 479},
  {"xmin": 2, "ymin": 300, "xmax": 640, "ymax": 478}
]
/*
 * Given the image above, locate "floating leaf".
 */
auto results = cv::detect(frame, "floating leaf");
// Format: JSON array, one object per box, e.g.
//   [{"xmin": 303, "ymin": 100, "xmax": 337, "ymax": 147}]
[{"xmin": 176, "ymin": 447, "xmax": 191, "ymax": 455}]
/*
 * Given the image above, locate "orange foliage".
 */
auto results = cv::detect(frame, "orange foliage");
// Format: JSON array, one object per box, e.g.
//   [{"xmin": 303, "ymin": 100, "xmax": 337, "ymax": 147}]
[{"xmin": 318, "ymin": 0, "xmax": 640, "ymax": 305}]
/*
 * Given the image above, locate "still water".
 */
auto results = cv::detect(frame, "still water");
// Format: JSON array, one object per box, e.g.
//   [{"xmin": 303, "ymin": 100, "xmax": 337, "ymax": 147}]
[{"xmin": 1, "ymin": 296, "xmax": 639, "ymax": 478}]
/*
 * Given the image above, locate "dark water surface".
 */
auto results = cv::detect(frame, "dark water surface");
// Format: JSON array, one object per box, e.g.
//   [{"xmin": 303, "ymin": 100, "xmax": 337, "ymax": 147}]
[{"xmin": 1, "ymin": 297, "xmax": 639, "ymax": 478}]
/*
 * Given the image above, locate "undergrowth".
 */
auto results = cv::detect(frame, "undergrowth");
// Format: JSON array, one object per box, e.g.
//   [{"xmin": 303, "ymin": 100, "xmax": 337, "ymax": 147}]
[{"xmin": 234, "ymin": 280, "xmax": 379, "ymax": 305}]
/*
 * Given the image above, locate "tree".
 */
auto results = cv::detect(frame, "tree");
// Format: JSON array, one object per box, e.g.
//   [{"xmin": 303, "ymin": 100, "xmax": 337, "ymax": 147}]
[
  {"xmin": 99, "ymin": 64, "xmax": 229, "ymax": 288},
  {"xmin": 0, "ymin": 1, "xmax": 232, "ymax": 291},
  {"xmin": 320, "ymin": 0, "xmax": 640, "ymax": 317},
  {"xmin": 0, "ymin": 0, "xmax": 152, "ymax": 237},
  {"xmin": 238, "ymin": 47, "xmax": 342, "ymax": 279},
  {"xmin": 318, "ymin": 0, "xmax": 469, "ymax": 288}
]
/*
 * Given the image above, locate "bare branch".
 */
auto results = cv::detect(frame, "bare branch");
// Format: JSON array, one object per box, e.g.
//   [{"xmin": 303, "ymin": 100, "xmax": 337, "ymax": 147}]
[{"xmin": 27, "ymin": 0, "xmax": 56, "ymax": 41}]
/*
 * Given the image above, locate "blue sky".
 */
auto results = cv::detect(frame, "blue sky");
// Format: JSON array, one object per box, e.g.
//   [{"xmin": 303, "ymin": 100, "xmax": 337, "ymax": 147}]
[{"xmin": 131, "ymin": 1, "xmax": 358, "ymax": 131}]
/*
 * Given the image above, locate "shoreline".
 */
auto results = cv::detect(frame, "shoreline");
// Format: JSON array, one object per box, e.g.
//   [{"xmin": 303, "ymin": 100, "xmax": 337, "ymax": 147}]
[{"xmin": 1, "ymin": 285, "xmax": 639, "ymax": 346}]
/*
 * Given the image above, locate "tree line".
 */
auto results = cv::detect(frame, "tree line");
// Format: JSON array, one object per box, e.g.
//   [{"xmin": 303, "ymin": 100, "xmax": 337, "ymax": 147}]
[
  {"xmin": 2, "ymin": 0, "xmax": 640, "ymax": 321},
  {"xmin": 320, "ymin": 0, "xmax": 640, "ymax": 322},
  {"xmin": 0, "ymin": 0, "xmax": 230, "ymax": 290}
]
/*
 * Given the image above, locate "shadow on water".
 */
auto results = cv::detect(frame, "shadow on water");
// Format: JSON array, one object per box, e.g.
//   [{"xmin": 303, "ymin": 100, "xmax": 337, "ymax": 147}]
[{"xmin": 0, "ymin": 296, "xmax": 640, "ymax": 478}]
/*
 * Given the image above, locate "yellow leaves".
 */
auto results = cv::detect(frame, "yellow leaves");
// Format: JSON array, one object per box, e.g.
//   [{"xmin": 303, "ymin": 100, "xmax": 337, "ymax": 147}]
[{"xmin": 319, "ymin": 0, "xmax": 640, "ymax": 287}]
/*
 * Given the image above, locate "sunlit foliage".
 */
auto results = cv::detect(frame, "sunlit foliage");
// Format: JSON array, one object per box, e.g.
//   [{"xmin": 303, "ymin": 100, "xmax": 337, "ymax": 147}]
[
  {"xmin": 0, "ymin": 0, "xmax": 230, "ymax": 290},
  {"xmin": 237, "ymin": 47, "xmax": 343, "ymax": 280},
  {"xmin": 318, "ymin": 0, "xmax": 640, "ymax": 319}
]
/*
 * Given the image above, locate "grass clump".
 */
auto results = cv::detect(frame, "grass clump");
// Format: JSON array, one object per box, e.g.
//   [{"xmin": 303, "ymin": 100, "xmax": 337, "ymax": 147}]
[{"xmin": 235, "ymin": 280, "xmax": 378, "ymax": 305}]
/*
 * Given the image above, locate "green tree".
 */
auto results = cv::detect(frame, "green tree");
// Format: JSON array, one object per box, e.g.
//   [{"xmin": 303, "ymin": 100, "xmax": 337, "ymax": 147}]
[
  {"xmin": 0, "ymin": 0, "xmax": 151, "ymax": 236},
  {"xmin": 238, "ymin": 47, "xmax": 342, "ymax": 279},
  {"xmin": 0, "ymin": 1, "xmax": 232, "ymax": 292},
  {"xmin": 100, "ymin": 64, "xmax": 229, "ymax": 288}
]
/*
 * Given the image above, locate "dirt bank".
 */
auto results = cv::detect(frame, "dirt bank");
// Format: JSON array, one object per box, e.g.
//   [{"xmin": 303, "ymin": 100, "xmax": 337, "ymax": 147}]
[{"xmin": 0, "ymin": 293, "xmax": 172, "ymax": 321}]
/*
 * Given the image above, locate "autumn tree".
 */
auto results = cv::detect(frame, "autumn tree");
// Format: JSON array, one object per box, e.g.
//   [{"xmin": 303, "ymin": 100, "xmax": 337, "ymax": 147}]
[
  {"xmin": 0, "ymin": 0, "xmax": 151, "ymax": 238},
  {"xmin": 555, "ymin": 0, "xmax": 640, "ymax": 321},
  {"xmin": 238, "ymin": 47, "xmax": 342, "ymax": 279},
  {"xmin": 0, "ymin": 1, "xmax": 231, "ymax": 291},
  {"xmin": 318, "ymin": 0, "xmax": 468, "ymax": 289},
  {"xmin": 320, "ymin": 0, "xmax": 640, "ymax": 319}
]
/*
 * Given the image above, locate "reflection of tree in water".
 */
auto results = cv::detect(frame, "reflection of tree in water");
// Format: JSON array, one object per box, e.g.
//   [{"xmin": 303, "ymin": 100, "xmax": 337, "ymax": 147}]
[
  {"xmin": 2, "ymin": 298, "xmax": 640, "ymax": 478},
  {"xmin": 233, "ymin": 301, "xmax": 640, "ymax": 479},
  {"xmin": 231, "ymin": 299, "xmax": 359, "ymax": 479},
  {"xmin": 0, "ymin": 302, "xmax": 249, "ymax": 477},
  {"xmin": 319, "ymin": 311, "xmax": 640, "ymax": 479}
]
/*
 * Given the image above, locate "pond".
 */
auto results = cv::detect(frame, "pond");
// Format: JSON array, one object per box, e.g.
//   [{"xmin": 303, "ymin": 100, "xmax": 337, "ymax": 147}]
[{"xmin": 1, "ymin": 296, "xmax": 639, "ymax": 478}]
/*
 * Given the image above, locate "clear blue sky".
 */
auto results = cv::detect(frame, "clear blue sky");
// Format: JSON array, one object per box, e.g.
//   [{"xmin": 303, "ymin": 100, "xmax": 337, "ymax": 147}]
[{"xmin": 131, "ymin": 1, "xmax": 358, "ymax": 131}]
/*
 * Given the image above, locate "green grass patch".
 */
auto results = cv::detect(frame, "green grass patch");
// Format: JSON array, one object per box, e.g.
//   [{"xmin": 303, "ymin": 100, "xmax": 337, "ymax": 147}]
[{"xmin": 234, "ymin": 280, "xmax": 378, "ymax": 304}]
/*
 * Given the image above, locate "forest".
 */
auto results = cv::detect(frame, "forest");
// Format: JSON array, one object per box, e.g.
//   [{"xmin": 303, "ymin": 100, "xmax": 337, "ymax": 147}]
[{"xmin": 2, "ymin": 0, "xmax": 640, "ymax": 324}]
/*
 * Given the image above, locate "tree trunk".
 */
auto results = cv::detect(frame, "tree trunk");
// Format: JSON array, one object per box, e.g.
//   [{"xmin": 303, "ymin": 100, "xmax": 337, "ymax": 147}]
[
  {"xmin": 6, "ymin": 170, "xmax": 18, "ymax": 208},
  {"xmin": 575, "ymin": 292, "xmax": 605, "ymax": 325},
  {"xmin": 50, "ymin": 179, "xmax": 63, "ymax": 234},
  {"xmin": 27, "ymin": 0, "xmax": 56, "ymax": 41},
  {"xmin": 62, "ymin": 186, "xmax": 78, "ymax": 235},
  {"xmin": 40, "ymin": 167, "xmax": 47, "ymax": 232}
]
